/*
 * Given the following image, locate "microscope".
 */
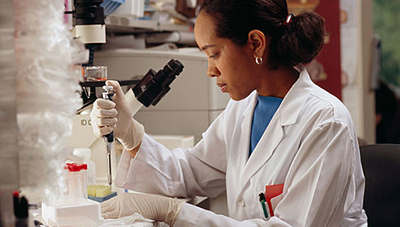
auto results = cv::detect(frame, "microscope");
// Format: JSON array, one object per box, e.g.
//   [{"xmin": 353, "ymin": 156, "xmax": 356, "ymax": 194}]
[{"xmin": 68, "ymin": 0, "xmax": 184, "ymax": 190}]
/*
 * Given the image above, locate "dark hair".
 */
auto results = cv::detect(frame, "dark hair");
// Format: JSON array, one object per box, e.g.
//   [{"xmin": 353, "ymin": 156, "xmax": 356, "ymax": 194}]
[{"xmin": 199, "ymin": 0, "xmax": 325, "ymax": 67}]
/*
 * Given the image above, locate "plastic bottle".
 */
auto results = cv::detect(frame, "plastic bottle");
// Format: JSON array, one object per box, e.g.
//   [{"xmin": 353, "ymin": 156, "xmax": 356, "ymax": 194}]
[
  {"xmin": 64, "ymin": 163, "xmax": 88, "ymax": 205},
  {"xmin": 73, "ymin": 148, "xmax": 96, "ymax": 185}
]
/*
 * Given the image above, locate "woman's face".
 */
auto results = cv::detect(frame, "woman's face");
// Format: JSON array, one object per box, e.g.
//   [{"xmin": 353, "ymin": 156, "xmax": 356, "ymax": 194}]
[{"xmin": 194, "ymin": 12, "xmax": 258, "ymax": 101}]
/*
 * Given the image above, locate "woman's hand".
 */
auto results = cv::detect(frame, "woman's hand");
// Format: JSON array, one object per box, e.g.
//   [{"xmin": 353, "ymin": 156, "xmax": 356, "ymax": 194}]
[
  {"xmin": 90, "ymin": 80, "xmax": 145, "ymax": 151},
  {"xmin": 101, "ymin": 193, "xmax": 186, "ymax": 226}
]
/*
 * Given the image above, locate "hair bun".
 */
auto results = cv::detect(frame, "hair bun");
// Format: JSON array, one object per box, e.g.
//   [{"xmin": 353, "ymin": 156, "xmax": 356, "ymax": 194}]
[{"xmin": 273, "ymin": 11, "xmax": 325, "ymax": 66}]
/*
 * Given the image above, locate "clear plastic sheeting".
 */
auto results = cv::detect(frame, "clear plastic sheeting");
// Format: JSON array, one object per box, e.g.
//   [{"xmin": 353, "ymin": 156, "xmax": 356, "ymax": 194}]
[
  {"xmin": 14, "ymin": 0, "xmax": 87, "ymax": 203},
  {"xmin": 0, "ymin": 0, "xmax": 18, "ymax": 189},
  {"xmin": 0, "ymin": 0, "xmax": 18, "ymax": 226}
]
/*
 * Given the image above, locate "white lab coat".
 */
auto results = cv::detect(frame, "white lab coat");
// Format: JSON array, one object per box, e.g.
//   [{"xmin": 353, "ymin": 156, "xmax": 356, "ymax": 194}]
[{"xmin": 115, "ymin": 68, "xmax": 368, "ymax": 226}]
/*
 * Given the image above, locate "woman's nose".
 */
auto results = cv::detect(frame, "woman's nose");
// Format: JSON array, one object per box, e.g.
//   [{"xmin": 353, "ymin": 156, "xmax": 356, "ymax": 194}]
[{"xmin": 207, "ymin": 63, "xmax": 219, "ymax": 78}]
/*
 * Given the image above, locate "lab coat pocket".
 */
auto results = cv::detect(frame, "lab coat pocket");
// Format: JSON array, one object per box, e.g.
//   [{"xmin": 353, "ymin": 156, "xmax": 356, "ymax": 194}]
[
  {"xmin": 265, "ymin": 184, "xmax": 284, "ymax": 217},
  {"xmin": 270, "ymin": 193, "xmax": 283, "ymax": 213}
]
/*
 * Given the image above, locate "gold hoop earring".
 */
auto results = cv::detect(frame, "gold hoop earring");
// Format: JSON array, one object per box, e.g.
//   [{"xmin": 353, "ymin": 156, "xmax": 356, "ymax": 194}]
[{"xmin": 255, "ymin": 57, "xmax": 263, "ymax": 65}]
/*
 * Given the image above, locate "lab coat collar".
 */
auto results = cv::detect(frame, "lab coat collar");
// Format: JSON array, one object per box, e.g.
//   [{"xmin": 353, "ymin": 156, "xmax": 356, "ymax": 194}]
[
  {"xmin": 279, "ymin": 66, "xmax": 314, "ymax": 126},
  {"xmin": 241, "ymin": 66, "xmax": 314, "ymax": 127}
]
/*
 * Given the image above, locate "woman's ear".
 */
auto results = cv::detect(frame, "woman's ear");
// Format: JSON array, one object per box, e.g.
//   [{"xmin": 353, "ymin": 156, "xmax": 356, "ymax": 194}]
[{"xmin": 248, "ymin": 29, "xmax": 267, "ymax": 59}]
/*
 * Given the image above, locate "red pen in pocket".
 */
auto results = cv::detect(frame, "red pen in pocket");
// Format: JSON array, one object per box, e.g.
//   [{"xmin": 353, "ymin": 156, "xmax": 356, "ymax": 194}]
[{"xmin": 264, "ymin": 184, "xmax": 284, "ymax": 217}]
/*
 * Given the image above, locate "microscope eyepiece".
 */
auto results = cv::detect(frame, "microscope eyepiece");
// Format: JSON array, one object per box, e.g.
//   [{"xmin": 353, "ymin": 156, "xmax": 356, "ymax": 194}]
[
  {"xmin": 154, "ymin": 59, "xmax": 184, "ymax": 87},
  {"xmin": 132, "ymin": 59, "xmax": 184, "ymax": 107},
  {"xmin": 165, "ymin": 59, "xmax": 184, "ymax": 77}
]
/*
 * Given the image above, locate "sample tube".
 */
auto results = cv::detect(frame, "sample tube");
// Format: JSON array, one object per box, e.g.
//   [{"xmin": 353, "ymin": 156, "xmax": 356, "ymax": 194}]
[{"xmin": 64, "ymin": 163, "xmax": 88, "ymax": 205}]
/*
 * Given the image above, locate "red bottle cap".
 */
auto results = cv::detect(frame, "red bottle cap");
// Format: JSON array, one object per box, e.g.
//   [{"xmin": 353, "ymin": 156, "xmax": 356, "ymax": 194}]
[{"xmin": 64, "ymin": 163, "xmax": 87, "ymax": 172}]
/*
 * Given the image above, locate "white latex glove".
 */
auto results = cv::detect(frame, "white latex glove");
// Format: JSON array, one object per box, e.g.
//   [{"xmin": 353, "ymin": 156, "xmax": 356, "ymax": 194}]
[
  {"xmin": 90, "ymin": 80, "xmax": 145, "ymax": 150},
  {"xmin": 101, "ymin": 193, "xmax": 185, "ymax": 226}
]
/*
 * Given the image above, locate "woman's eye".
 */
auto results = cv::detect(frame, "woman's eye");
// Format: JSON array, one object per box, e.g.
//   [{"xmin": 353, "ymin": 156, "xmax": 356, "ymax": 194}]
[{"xmin": 209, "ymin": 53, "xmax": 219, "ymax": 59}]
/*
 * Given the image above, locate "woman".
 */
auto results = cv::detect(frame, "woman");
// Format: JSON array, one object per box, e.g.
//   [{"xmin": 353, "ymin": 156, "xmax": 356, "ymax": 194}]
[{"xmin": 91, "ymin": 0, "xmax": 367, "ymax": 226}]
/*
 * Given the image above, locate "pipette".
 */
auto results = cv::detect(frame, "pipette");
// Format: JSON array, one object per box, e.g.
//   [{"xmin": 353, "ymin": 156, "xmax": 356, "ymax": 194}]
[{"xmin": 102, "ymin": 85, "xmax": 114, "ymax": 188}]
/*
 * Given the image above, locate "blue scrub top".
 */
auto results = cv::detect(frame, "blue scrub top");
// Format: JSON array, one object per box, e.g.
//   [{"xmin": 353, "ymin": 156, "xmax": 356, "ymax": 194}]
[{"xmin": 249, "ymin": 95, "xmax": 283, "ymax": 157}]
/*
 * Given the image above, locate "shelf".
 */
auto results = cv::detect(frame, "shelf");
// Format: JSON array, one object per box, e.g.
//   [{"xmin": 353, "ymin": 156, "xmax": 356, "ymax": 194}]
[{"xmin": 105, "ymin": 15, "xmax": 193, "ymax": 34}]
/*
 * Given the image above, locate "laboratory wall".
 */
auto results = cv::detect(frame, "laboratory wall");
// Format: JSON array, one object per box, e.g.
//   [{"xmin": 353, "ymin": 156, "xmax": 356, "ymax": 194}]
[
  {"xmin": 341, "ymin": 0, "xmax": 375, "ymax": 144},
  {"xmin": 357, "ymin": 0, "xmax": 375, "ymax": 144},
  {"xmin": 313, "ymin": 1, "xmax": 342, "ymax": 100}
]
